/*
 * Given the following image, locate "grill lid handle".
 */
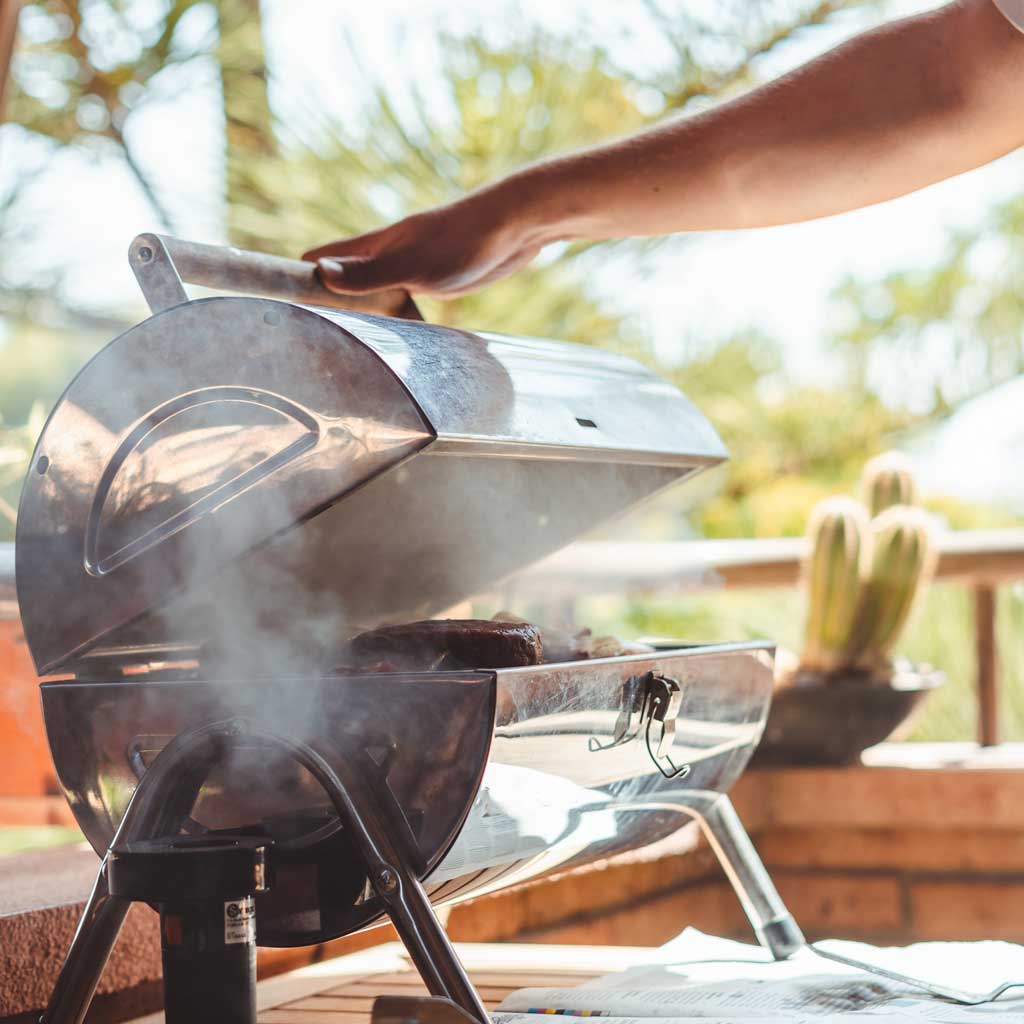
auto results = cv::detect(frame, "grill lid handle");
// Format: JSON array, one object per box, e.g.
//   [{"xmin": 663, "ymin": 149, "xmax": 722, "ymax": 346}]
[{"xmin": 129, "ymin": 233, "xmax": 423, "ymax": 320}]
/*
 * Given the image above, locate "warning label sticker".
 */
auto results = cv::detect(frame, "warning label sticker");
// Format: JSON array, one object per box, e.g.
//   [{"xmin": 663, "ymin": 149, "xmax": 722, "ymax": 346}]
[{"xmin": 223, "ymin": 896, "xmax": 256, "ymax": 945}]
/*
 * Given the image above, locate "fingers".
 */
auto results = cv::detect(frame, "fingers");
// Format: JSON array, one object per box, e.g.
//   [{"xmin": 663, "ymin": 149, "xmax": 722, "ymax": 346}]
[
  {"xmin": 315, "ymin": 255, "xmax": 408, "ymax": 295},
  {"xmin": 302, "ymin": 231, "xmax": 380, "ymax": 262}
]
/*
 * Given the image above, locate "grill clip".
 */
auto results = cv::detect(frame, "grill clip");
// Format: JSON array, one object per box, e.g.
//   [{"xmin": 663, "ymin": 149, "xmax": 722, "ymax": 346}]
[
  {"xmin": 644, "ymin": 674, "xmax": 689, "ymax": 779},
  {"xmin": 589, "ymin": 671, "xmax": 690, "ymax": 779}
]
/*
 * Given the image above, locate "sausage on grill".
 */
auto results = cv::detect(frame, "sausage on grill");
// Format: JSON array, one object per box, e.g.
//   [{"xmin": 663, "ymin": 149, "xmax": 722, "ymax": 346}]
[{"xmin": 349, "ymin": 619, "xmax": 543, "ymax": 671}]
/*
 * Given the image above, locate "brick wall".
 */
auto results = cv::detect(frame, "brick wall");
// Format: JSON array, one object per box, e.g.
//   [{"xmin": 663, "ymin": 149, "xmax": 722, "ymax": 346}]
[{"xmin": 0, "ymin": 616, "xmax": 60, "ymax": 801}]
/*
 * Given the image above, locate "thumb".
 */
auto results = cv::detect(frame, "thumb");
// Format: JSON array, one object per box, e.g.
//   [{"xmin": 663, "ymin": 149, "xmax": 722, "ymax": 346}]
[{"xmin": 316, "ymin": 255, "xmax": 401, "ymax": 294}]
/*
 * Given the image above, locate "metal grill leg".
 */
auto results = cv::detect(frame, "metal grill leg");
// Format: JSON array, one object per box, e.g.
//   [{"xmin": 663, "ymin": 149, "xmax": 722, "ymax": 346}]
[
  {"xmin": 244, "ymin": 729, "xmax": 490, "ymax": 1024},
  {"xmin": 40, "ymin": 868, "xmax": 131, "ymax": 1024},
  {"xmin": 699, "ymin": 795, "xmax": 805, "ymax": 960}
]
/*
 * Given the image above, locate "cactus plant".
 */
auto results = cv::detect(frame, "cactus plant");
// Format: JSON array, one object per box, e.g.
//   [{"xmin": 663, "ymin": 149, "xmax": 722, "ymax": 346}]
[
  {"xmin": 772, "ymin": 460, "xmax": 939, "ymax": 764},
  {"xmin": 799, "ymin": 497, "xmax": 868, "ymax": 672},
  {"xmin": 843, "ymin": 505, "xmax": 936, "ymax": 672},
  {"xmin": 795, "ymin": 453, "xmax": 935, "ymax": 683},
  {"xmin": 862, "ymin": 451, "xmax": 916, "ymax": 517}
]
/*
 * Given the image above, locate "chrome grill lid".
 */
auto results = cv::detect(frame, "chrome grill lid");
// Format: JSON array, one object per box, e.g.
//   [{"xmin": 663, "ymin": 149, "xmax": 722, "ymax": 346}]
[{"xmin": 16, "ymin": 241, "xmax": 727, "ymax": 676}]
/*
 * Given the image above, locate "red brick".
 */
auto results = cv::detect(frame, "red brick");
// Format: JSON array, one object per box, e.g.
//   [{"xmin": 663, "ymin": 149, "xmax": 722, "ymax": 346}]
[
  {"xmin": 773, "ymin": 871, "xmax": 904, "ymax": 939},
  {"xmin": 522, "ymin": 882, "xmax": 752, "ymax": 948},
  {"xmin": 758, "ymin": 827, "xmax": 1024, "ymax": 873},
  {"xmin": 910, "ymin": 881, "xmax": 1024, "ymax": 941}
]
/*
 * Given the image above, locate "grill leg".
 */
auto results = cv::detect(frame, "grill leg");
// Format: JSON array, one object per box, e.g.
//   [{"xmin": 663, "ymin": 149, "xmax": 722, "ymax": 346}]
[
  {"xmin": 159, "ymin": 896, "xmax": 257, "ymax": 1024},
  {"xmin": 699, "ymin": 795, "xmax": 805, "ymax": 960},
  {"xmin": 42, "ymin": 723, "xmax": 241, "ymax": 1024},
  {"xmin": 40, "ymin": 866, "xmax": 131, "ymax": 1024},
  {"xmin": 243, "ymin": 730, "xmax": 490, "ymax": 1024},
  {"xmin": 43, "ymin": 723, "xmax": 490, "ymax": 1024}
]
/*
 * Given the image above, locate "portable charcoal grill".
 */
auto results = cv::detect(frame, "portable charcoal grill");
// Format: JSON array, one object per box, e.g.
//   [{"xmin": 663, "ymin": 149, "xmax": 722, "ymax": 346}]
[{"xmin": 16, "ymin": 235, "xmax": 804, "ymax": 1024}]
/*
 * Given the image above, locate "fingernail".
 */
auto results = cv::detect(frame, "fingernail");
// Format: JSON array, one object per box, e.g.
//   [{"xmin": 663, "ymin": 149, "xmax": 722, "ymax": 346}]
[{"xmin": 317, "ymin": 257, "xmax": 343, "ymax": 278}]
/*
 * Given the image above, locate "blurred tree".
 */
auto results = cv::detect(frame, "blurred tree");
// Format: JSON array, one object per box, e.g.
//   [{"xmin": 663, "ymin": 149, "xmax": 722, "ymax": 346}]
[
  {"xmin": 217, "ymin": 0, "xmax": 275, "ymax": 248},
  {"xmin": 0, "ymin": 401, "xmax": 45, "ymax": 529},
  {"xmin": 831, "ymin": 192, "xmax": 1024, "ymax": 412},
  {"xmin": 5, "ymin": 0, "xmax": 215, "ymax": 228}
]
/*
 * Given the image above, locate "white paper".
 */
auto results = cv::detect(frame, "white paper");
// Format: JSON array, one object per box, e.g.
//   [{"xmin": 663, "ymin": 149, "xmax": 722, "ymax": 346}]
[
  {"xmin": 494, "ymin": 1016, "xmax": 912, "ymax": 1024},
  {"xmin": 497, "ymin": 929, "xmax": 1024, "ymax": 1022}
]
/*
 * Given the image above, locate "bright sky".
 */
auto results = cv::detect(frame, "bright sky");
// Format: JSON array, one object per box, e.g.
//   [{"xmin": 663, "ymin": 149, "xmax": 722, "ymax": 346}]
[{"xmin": 2, "ymin": 0, "xmax": 1021, "ymax": 418}]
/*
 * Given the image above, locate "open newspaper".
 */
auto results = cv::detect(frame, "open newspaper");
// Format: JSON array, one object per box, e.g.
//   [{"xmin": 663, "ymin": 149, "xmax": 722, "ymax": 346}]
[{"xmin": 495, "ymin": 929, "xmax": 1024, "ymax": 1023}]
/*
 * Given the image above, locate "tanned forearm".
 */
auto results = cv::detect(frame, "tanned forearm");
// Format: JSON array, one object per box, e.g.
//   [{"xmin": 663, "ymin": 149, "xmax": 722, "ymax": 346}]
[
  {"xmin": 306, "ymin": 0, "xmax": 1024, "ymax": 297},
  {"xmin": 509, "ymin": 0, "xmax": 1024, "ymax": 243}
]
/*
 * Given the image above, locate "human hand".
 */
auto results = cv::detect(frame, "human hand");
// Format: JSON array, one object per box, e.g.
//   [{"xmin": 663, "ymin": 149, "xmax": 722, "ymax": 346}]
[{"xmin": 303, "ymin": 187, "xmax": 549, "ymax": 298}]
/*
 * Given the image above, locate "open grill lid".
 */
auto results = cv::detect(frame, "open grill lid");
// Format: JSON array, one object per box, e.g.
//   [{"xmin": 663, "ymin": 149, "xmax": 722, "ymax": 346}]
[{"xmin": 15, "ymin": 237, "xmax": 727, "ymax": 676}]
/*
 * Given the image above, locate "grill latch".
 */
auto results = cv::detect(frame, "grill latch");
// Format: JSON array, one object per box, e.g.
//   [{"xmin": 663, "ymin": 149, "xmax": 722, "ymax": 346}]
[{"xmin": 590, "ymin": 671, "xmax": 690, "ymax": 779}]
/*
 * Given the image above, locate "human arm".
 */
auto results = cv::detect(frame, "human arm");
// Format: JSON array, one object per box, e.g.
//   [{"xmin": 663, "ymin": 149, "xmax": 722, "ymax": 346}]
[{"xmin": 305, "ymin": 0, "xmax": 1024, "ymax": 297}]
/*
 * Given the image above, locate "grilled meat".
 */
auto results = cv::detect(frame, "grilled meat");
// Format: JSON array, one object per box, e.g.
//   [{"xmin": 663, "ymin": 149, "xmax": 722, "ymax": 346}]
[
  {"xmin": 349, "ymin": 619, "xmax": 543, "ymax": 671},
  {"xmin": 491, "ymin": 611, "xmax": 655, "ymax": 662}
]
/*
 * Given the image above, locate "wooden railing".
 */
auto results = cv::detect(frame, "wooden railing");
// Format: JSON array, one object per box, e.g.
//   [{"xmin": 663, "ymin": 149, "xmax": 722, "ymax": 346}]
[
  {"xmin": 505, "ymin": 529, "xmax": 1024, "ymax": 747},
  {"xmin": 3, "ymin": 529, "xmax": 1024, "ymax": 743}
]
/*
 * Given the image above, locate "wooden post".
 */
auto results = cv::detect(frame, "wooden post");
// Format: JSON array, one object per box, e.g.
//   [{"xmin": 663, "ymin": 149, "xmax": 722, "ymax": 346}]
[
  {"xmin": 0, "ymin": 0, "xmax": 20, "ymax": 124},
  {"xmin": 974, "ymin": 583, "xmax": 999, "ymax": 747}
]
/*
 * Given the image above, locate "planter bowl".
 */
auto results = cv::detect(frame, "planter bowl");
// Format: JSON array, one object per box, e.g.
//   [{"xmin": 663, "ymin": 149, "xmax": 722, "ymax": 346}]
[{"xmin": 751, "ymin": 661, "xmax": 944, "ymax": 767}]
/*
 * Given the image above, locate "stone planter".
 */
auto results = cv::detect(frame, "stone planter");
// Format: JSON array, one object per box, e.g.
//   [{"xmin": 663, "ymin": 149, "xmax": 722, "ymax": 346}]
[{"xmin": 751, "ymin": 660, "xmax": 944, "ymax": 766}]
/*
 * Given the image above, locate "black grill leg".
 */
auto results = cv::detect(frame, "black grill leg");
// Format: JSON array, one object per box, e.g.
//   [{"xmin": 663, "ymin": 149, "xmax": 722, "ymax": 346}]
[{"xmin": 160, "ymin": 896, "xmax": 257, "ymax": 1024}]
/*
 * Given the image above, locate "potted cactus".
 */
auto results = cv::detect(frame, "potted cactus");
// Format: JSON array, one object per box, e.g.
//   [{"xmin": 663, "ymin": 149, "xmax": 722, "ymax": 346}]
[{"xmin": 754, "ymin": 452, "xmax": 943, "ymax": 765}]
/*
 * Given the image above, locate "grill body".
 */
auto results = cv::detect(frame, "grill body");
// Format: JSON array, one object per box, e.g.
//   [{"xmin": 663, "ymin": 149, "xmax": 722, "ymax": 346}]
[{"xmin": 41, "ymin": 643, "xmax": 771, "ymax": 946}]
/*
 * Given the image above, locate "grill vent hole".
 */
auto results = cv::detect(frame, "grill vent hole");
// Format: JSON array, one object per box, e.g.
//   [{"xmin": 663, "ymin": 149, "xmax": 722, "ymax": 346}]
[{"xmin": 575, "ymin": 417, "xmax": 598, "ymax": 429}]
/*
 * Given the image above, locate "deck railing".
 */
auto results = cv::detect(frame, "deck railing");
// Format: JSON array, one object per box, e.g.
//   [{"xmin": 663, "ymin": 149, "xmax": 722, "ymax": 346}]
[
  {"xmin": 3, "ymin": 529, "xmax": 1023, "ymax": 743},
  {"xmin": 505, "ymin": 528, "xmax": 1024, "ymax": 747}
]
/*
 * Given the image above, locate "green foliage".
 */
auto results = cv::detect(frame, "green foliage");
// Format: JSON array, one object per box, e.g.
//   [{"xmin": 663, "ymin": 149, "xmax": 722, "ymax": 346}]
[
  {"xmin": 694, "ymin": 382, "xmax": 916, "ymax": 538},
  {"xmin": 832, "ymin": 193, "xmax": 1024, "ymax": 411},
  {"xmin": 0, "ymin": 826, "xmax": 83, "ymax": 856},
  {"xmin": 0, "ymin": 403, "xmax": 47, "ymax": 536}
]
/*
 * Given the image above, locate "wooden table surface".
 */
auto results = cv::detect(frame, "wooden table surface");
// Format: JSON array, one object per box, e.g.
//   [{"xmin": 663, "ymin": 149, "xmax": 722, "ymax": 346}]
[{"xmin": 130, "ymin": 942, "xmax": 657, "ymax": 1024}]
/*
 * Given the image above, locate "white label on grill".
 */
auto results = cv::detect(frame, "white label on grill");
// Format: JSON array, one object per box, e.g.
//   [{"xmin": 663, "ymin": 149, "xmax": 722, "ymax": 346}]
[{"xmin": 224, "ymin": 896, "xmax": 255, "ymax": 945}]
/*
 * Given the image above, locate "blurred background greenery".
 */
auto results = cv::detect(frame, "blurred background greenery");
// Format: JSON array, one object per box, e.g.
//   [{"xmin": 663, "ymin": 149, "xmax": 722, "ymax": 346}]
[{"xmin": 1, "ymin": 0, "xmax": 1022, "ymax": 740}]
